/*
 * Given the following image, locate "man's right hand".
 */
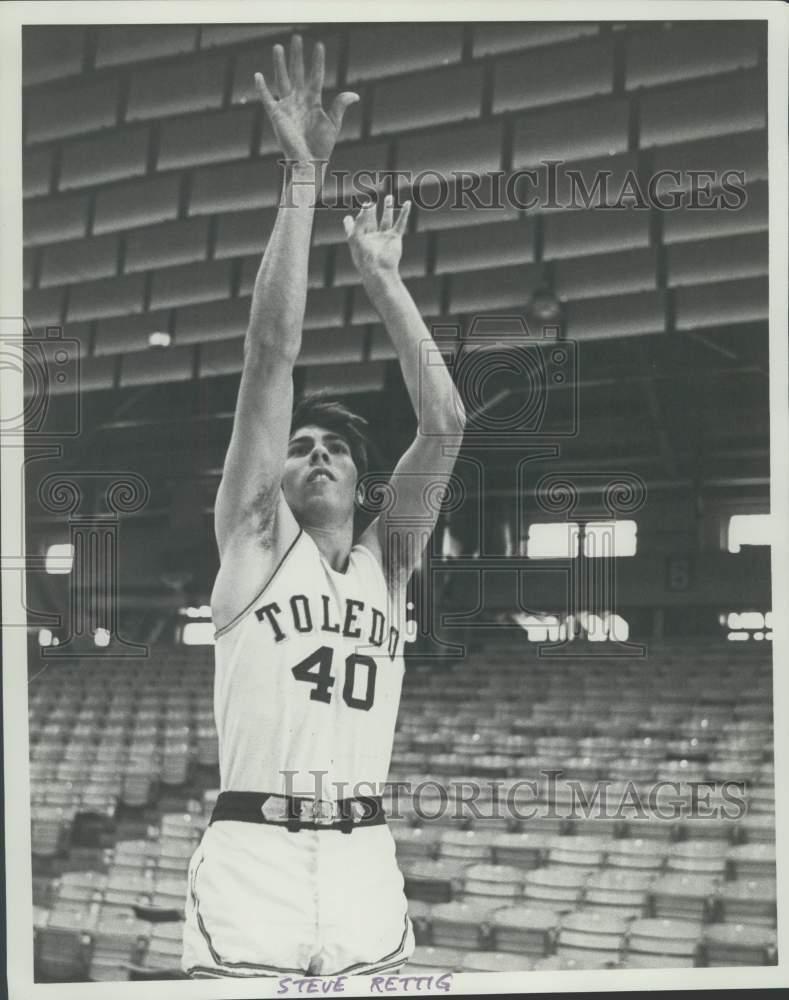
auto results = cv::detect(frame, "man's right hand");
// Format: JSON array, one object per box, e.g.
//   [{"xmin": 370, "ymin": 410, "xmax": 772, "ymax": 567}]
[{"xmin": 254, "ymin": 35, "xmax": 359, "ymax": 166}]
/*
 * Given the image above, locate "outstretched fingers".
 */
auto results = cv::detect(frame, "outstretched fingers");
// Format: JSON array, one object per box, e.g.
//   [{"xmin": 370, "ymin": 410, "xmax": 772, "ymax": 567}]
[
  {"xmin": 380, "ymin": 194, "xmax": 394, "ymax": 230},
  {"xmin": 393, "ymin": 200, "xmax": 412, "ymax": 236},
  {"xmin": 273, "ymin": 44, "xmax": 291, "ymax": 98},
  {"xmin": 288, "ymin": 34, "xmax": 305, "ymax": 89},
  {"xmin": 253, "ymin": 73, "xmax": 277, "ymax": 117},
  {"xmin": 308, "ymin": 41, "xmax": 326, "ymax": 100},
  {"xmin": 357, "ymin": 199, "xmax": 378, "ymax": 233},
  {"xmin": 328, "ymin": 91, "xmax": 360, "ymax": 130},
  {"xmin": 344, "ymin": 200, "xmax": 376, "ymax": 239}
]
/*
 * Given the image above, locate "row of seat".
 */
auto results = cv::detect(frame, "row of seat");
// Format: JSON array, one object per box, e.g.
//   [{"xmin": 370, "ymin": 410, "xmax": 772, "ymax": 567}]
[
  {"xmin": 26, "ymin": 207, "xmax": 768, "ymax": 313},
  {"xmin": 29, "ymin": 641, "xmax": 776, "ymax": 980},
  {"xmin": 24, "ymin": 22, "xmax": 762, "ymax": 131},
  {"xmin": 31, "ymin": 792, "xmax": 777, "ymax": 980},
  {"xmin": 34, "ymin": 906, "xmax": 775, "ymax": 981},
  {"xmin": 33, "ymin": 813, "xmax": 199, "ymax": 980},
  {"xmin": 24, "ymin": 275, "xmax": 768, "ymax": 386},
  {"xmin": 23, "ymin": 122, "xmax": 767, "ymax": 250},
  {"xmin": 25, "ymin": 21, "xmax": 762, "ymax": 86},
  {"xmin": 401, "ymin": 909, "xmax": 777, "ymax": 971},
  {"xmin": 33, "ymin": 899, "xmax": 777, "ymax": 980},
  {"xmin": 395, "ymin": 828, "xmax": 776, "ymax": 875}
]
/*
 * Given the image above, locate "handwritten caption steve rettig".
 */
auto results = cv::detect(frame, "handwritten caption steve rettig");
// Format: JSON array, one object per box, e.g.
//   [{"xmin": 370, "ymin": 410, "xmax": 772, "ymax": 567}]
[{"xmin": 276, "ymin": 973, "xmax": 453, "ymax": 994}]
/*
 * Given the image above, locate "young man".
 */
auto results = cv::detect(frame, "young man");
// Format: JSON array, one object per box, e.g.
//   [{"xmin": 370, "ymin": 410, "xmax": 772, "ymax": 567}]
[{"xmin": 182, "ymin": 35, "xmax": 465, "ymax": 979}]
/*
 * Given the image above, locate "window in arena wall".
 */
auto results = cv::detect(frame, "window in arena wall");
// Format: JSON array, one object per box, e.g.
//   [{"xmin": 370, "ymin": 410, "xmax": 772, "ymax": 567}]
[
  {"xmin": 526, "ymin": 522, "xmax": 580, "ymax": 558},
  {"xmin": 182, "ymin": 621, "xmax": 215, "ymax": 645},
  {"xmin": 727, "ymin": 513, "xmax": 773, "ymax": 553},
  {"xmin": 583, "ymin": 520, "xmax": 637, "ymax": 557},
  {"xmin": 93, "ymin": 627, "xmax": 111, "ymax": 647},
  {"xmin": 45, "ymin": 542, "xmax": 74, "ymax": 573},
  {"xmin": 180, "ymin": 605, "xmax": 212, "ymax": 618},
  {"xmin": 526, "ymin": 521, "xmax": 637, "ymax": 558},
  {"xmin": 513, "ymin": 611, "xmax": 629, "ymax": 642},
  {"xmin": 720, "ymin": 610, "xmax": 772, "ymax": 641},
  {"xmin": 512, "ymin": 612, "xmax": 563, "ymax": 642}
]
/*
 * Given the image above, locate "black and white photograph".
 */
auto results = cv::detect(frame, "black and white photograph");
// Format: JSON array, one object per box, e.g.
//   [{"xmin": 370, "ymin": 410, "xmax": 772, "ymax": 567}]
[{"xmin": 1, "ymin": 2, "xmax": 788, "ymax": 998}]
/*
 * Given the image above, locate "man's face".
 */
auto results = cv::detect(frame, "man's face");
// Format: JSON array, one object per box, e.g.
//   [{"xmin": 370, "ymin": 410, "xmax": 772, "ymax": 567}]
[{"xmin": 282, "ymin": 424, "xmax": 359, "ymax": 527}]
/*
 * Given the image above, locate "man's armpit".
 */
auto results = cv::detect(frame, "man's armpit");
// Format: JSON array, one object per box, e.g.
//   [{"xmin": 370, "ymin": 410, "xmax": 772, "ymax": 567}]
[{"xmin": 244, "ymin": 482, "xmax": 281, "ymax": 546}]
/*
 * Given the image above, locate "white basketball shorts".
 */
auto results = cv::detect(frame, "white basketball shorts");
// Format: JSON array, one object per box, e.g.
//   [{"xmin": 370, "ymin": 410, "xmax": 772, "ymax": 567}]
[{"xmin": 181, "ymin": 819, "xmax": 414, "ymax": 978}]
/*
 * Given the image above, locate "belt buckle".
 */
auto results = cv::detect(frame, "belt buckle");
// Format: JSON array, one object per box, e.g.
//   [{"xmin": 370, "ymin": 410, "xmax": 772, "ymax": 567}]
[{"xmin": 304, "ymin": 798, "xmax": 337, "ymax": 826}]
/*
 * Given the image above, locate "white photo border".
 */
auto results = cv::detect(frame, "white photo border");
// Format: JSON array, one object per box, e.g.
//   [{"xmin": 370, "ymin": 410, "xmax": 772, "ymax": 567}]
[{"xmin": 2, "ymin": 1, "xmax": 788, "ymax": 997}]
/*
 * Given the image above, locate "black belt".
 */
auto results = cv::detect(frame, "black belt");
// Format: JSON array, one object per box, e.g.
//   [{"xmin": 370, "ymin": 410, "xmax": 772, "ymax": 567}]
[{"xmin": 210, "ymin": 791, "xmax": 387, "ymax": 834}]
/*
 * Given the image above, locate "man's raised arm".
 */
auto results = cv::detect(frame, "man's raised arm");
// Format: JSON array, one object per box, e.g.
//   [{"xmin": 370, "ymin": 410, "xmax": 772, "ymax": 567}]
[
  {"xmin": 214, "ymin": 36, "xmax": 358, "ymax": 559},
  {"xmin": 346, "ymin": 197, "xmax": 466, "ymax": 589},
  {"xmin": 211, "ymin": 36, "xmax": 357, "ymax": 628}
]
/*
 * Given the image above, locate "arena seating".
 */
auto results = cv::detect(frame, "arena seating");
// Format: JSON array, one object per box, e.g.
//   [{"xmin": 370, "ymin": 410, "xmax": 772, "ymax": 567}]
[
  {"xmin": 28, "ymin": 639, "xmax": 776, "ymax": 980},
  {"xmin": 22, "ymin": 21, "xmax": 767, "ymax": 398}
]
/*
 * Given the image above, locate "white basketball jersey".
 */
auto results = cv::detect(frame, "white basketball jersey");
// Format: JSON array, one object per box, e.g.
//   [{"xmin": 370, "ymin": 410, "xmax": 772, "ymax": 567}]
[{"xmin": 213, "ymin": 529, "xmax": 407, "ymax": 800}]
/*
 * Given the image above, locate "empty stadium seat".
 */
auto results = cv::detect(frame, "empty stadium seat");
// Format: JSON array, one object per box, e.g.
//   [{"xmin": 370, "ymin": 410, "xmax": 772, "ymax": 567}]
[
  {"xmin": 435, "ymin": 221, "xmax": 535, "ymax": 275},
  {"xmin": 625, "ymin": 22, "xmax": 761, "ymax": 91},
  {"xmin": 402, "ymin": 859, "xmax": 469, "ymax": 903},
  {"xmin": 523, "ymin": 867, "xmax": 588, "ymax": 913},
  {"xmin": 664, "ymin": 181, "xmax": 768, "ymax": 245},
  {"xmin": 727, "ymin": 843, "xmax": 776, "ymax": 881},
  {"xmin": 565, "ymin": 291, "xmax": 666, "ymax": 341},
  {"xmin": 24, "ymin": 194, "xmax": 90, "ymax": 247},
  {"xmin": 189, "ymin": 159, "xmax": 281, "ymax": 216},
  {"xmin": 493, "ymin": 36, "xmax": 614, "ymax": 114},
  {"xmin": 511, "ymin": 98, "xmax": 629, "ymax": 169},
  {"xmin": 666, "ymin": 233, "xmax": 768, "ymax": 289},
  {"xmin": 703, "ymin": 923, "xmax": 776, "ymax": 967},
  {"xmin": 23, "ymin": 25, "xmax": 86, "ymax": 86},
  {"xmin": 401, "ymin": 945, "xmax": 465, "ymax": 975},
  {"xmin": 472, "ymin": 22, "xmax": 599, "ymax": 59},
  {"xmin": 94, "ymin": 177, "xmax": 181, "ymax": 235},
  {"xmin": 625, "ymin": 917, "xmax": 703, "ymax": 968},
  {"xmin": 26, "ymin": 79, "xmax": 120, "ymax": 145},
  {"xmin": 717, "ymin": 879, "xmax": 776, "ymax": 928},
  {"xmin": 489, "ymin": 904, "xmax": 559, "ymax": 956},
  {"xmin": 60, "ymin": 126, "xmax": 151, "ymax": 191},
  {"xmin": 396, "ymin": 121, "xmax": 503, "ymax": 180},
  {"xmin": 37, "ymin": 909, "xmax": 94, "ymax": 980},
  {"xmin": 371, "ymin": 65, "xmax": 483, "ymax": 136},
  {"xmin": 674, "ymin": 278, "xmax": 769, "ymax": 331},
  {"xmin": 556, "ymin": 910, "xmax": 627, "ymax": 965},
  {"xmin": 393, "ymin": 825, "xmax": 442, "ymax": 863},
  {"xmin": 439, "ymin": 830, "xmax": 495, "ymax": 864},
  {"xmin": 88, "ymin": 914, "xmax": 148, "ymax": 981},
  {"xmin": 650, "ymin": 873, "xmax": 718, "ymax": 923},
  {"xmin": 546, "ymin": 834, "xmax": 611, "ymax": 871},
  {"xmin": 126, "ymin": 53, "xmax": 225, "ymax": 121},
  {"xmin": 639, "ymin": 73, "xmax": 765, "ymax": 148},
  {"xmin": 462, "ymin": 863, "xmax": 524, "ymax": 904},
  {"xmin": 346, "ymin": 24, "xmax": 463, "ymax": 84},
  {"xmin": 157, "ymin": 107, "xmax": 255, "ymax": 171},
  {"xmin": 460, "ymin": 950, "xmax": 534, "ymax": 973},
  {"xmin": 428, "ymin": 900, "xmax": 494, "ymax": 950},
  {"xmin": 150, "ymin": 261, "xmax": 233, "ymax": 311}
]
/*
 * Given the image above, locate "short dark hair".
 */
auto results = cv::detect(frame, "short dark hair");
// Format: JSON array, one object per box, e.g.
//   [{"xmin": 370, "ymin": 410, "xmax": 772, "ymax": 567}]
[{"xmin": 290, "ymin": 393, "xmax": 370, "ymax": 480}]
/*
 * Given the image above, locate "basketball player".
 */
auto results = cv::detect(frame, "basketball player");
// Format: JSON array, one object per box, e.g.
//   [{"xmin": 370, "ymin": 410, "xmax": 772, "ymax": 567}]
[{"xmin": 181, "ymin": 36, "xmax": 465, "ymax": 979}]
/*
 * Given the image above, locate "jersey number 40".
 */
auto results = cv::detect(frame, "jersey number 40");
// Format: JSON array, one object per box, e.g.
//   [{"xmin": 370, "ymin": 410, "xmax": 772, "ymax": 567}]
[{"xmin": 292, "ymin": 645, "xmax": 377, "ymax": 711}]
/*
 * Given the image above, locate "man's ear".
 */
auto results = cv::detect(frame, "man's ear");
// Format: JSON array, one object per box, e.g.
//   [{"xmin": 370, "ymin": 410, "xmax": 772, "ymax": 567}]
[{"xmin": 355, "ymin": 482, "xmax": 365, "ymax": 506}]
